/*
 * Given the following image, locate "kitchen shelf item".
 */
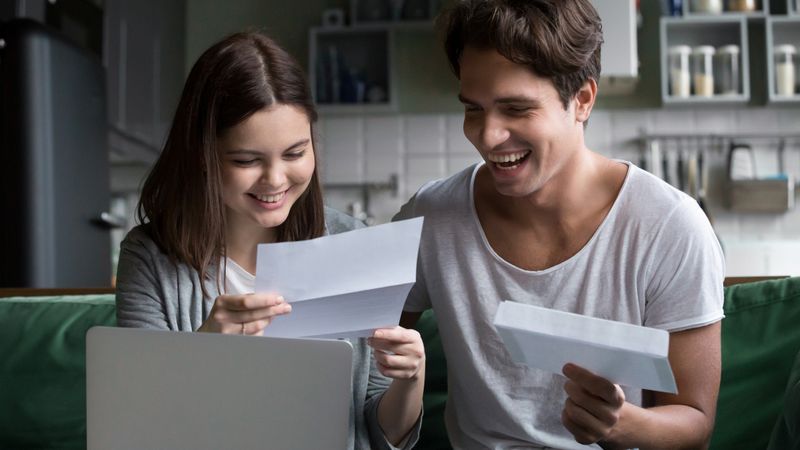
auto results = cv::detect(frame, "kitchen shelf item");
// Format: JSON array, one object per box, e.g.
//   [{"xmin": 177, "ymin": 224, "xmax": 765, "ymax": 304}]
[
  {"xmin": 766, "ymin": 17, "xmax": 800, "ymax": 103},
  {"xmin": 309, "ymin": 26, "xmax": 395, "ymax": 113},
  {"xmin": 774, "ymin": 44, "xmax": 797, "ymax": 96},
  {"xmin": 692, "ymin": 0, "xmax": 723, "ymax": 14},
  {"xmin": 727, "ymin": 0, "xmax": 757, "ymax": 12},
  {"xmin": 716, "ymin": 44, "xmax": 741, "ymax": 95},
  {"xmin": 350, "ymin": 0, "xmax": 438, "ymax": 25},
  {"xmin": 684, "ymin": 0, "xmax": 767, "ymax": 16},
  {"xmin": 660, "ymin": 16, "xmax": 750, "ymax": 104},
  {"xmin": 692, "ymin": 45, "xmax": 716, "ymax": 96},
  {"xmin": 669, "ymin": 45, "xmax": 692, "ymax": 97}
]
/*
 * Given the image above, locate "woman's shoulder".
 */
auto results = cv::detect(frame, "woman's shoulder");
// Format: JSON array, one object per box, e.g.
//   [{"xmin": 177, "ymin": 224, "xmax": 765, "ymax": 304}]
[{"xmin": 324, "ymin": 207, "xmax": 365, "ymax": 235}]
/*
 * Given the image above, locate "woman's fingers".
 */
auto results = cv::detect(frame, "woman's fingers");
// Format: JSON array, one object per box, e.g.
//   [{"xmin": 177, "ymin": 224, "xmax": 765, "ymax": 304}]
[
  {"xmin": 201, "ymin": 293, "xmax": 291, "ymax": 334},
  {"xmin": 368, "ymin": 326, "xmax": 425, "ymax": 379}
]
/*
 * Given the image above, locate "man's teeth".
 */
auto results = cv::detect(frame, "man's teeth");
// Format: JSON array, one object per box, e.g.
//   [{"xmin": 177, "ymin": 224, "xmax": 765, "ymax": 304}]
[
  {"xmin": 488, "ymin": 151, "xmax": 530, "ymax": 164},
  {"xmin": 255, "ymin": 192, "xmax": 285, "ymax": 203}
]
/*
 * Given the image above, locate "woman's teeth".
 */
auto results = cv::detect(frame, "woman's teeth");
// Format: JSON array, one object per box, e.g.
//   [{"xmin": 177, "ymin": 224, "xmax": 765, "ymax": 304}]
[{"xmin": 253, "ymin": 192, "xmax": 285, "ymax": 203}]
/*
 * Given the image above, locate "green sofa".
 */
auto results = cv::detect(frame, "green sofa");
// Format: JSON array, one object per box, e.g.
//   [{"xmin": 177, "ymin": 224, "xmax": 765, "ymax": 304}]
[{"xmin": 1, "ymin": 278, "xmax": 799, "ymax": 449}]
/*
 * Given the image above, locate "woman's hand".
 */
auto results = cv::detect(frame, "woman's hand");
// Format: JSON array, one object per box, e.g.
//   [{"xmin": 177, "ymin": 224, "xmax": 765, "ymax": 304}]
[
  {"xmin": 368, "ymin": 326, "xmax": 425, "ymax": 380},
  {"xmin": 198, "ymin": 293, "xmax": 291, "ymax": 335}
]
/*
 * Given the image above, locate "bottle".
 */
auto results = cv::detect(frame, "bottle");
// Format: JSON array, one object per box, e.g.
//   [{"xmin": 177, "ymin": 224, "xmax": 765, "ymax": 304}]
[
  {"xmin": 668, "ymin": 45, "xmax": 692, "ymax": 97},
  {"xmin": 726, "ymin": 0, "xmax": 756, "ymax": 11},
  {"xmin": 691, "ymin": 0, "xmax": 723, "ymax": 13},
  {"xmin": 715, "ymin": 45, "xmax": 740, "ymax": 95},
  {"xmin": 692, "ymin": 46, "xmax": 716, "ymax": 97},
  {"xmin": 774, "ymin": 44, "xmax": 797, "ymax": 97}
]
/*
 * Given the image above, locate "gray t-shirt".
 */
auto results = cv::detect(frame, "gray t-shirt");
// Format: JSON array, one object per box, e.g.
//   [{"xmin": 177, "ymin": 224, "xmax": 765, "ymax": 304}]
[{"xmin": 395, "ymin": 162, "xmax": 725, "ymax": 450}]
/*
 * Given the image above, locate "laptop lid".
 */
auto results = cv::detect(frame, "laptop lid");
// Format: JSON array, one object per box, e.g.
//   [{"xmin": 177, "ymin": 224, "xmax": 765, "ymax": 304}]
[{"xmin": 86, "ymin": 326, "xmax": 353, "ymax": 450}]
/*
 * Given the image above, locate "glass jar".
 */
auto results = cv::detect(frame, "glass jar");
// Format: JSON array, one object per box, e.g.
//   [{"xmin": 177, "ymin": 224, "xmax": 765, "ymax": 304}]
[
  {"xmin": 691, "ymin": 0, "xmax": 723, "ymax": 13},
  {"xmin": 692, "ymin": 46, "xmax": 716, "ymax": 97},
  {"xmin": 727, "ymin": 0, "xmax": 756, "ymax": 12},
  {"xmin": 668, "ymin": 45, "xmax": 692, "ymax": 97},
  {"xmin": 774, "ymin": 44, "xmax": 797, "ymax": 97},
  {"xmin": 715, "ymin": 45, "xmax": 740, "ymax": 95}
]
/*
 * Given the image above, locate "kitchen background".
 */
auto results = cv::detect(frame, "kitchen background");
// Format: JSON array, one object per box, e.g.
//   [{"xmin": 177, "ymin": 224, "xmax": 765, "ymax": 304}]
[{"xmin": 1, "ymin": 0, "xmax": 799, "ymax": 287}]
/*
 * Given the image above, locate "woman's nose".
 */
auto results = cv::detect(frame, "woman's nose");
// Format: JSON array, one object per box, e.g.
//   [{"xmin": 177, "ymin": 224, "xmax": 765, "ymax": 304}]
[{"xmin": 259, "ymin": 164, "xmax": 287, "ymax": 188}]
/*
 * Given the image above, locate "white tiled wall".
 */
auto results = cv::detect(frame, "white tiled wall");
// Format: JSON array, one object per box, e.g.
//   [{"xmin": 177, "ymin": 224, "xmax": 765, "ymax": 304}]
[{"xmin": 318, "ymin": 107, "xmax": 800, "ymax": 275}]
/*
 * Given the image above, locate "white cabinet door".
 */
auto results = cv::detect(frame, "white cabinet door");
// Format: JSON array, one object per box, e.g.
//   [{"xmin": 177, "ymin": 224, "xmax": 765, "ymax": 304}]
[{"xmin": 593, "ymin": 0, "xmax": 638, "ymax": 77}]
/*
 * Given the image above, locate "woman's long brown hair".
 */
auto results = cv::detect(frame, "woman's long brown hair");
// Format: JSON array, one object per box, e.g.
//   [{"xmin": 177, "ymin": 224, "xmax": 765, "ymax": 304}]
[{"xmin": 137, "ymin": 32, "xmax": 325, "ymax": 298}]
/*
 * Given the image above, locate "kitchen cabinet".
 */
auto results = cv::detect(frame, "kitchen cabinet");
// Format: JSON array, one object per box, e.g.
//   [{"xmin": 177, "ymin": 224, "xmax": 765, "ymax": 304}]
[
  {"xmin": 660, "ymin": 16, "xmax": 750, "ymax": 104},
  {"xmin": 309, "ymin": 26, "xmax": 395, "ymax": 114},
  {"xmin": 104, "ymin": 0, "xmax": 185, "ymax": 164},
  {"xmin": 766, "ymin": 16, "xmax": 800, "ymax": 102},
  {"xmin": 660, "ymin": 0, "xmax": 800, "ymax": 105},
  {"xmin": 309, "ymin": 0, "xmax": 441, "ymax": 113},
  {"xmin": 592, "ymin": 0, "xmax": 638, "ymax": 78}
]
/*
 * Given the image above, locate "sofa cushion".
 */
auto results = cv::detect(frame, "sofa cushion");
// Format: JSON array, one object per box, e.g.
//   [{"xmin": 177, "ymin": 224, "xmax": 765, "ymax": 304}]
[
  {"xmin": 710, "ymin": 277, "xmax": 800, "ymax": 450},
  {"xmin": 0, "ymin": 295, "xmax": 116, "ymax": 449},
  {"xmin": 767, "ymin": 348, "xmax": 800, "ymax": 450}
]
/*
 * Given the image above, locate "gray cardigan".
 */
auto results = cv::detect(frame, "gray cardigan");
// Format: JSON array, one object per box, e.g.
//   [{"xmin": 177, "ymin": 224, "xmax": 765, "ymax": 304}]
[{"xmin": 115, "ymin": 207, "xmax": 420, "ymax": 450}]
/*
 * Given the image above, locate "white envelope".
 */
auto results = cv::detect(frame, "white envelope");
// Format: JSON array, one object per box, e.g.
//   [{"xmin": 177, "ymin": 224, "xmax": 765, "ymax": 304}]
[
  {"xmin": 493, "ymin": 301, "xmax": 678, "ymax": 394},
  {"xmin": 255, "ymin": 217, "xmax": 424, "ymax": 339}
]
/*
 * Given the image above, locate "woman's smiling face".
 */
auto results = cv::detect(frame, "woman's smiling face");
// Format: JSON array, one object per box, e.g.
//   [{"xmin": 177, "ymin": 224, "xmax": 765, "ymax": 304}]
[{"xmin": 218, "ymin": 104, "xmax": 316, "ymax": 235}]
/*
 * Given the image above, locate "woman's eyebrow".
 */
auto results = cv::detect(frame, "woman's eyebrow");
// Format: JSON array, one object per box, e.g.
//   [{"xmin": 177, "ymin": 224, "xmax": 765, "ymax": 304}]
[{"xmin": 225, "ymin": 139, "xmax": 310, "ymax": 155}]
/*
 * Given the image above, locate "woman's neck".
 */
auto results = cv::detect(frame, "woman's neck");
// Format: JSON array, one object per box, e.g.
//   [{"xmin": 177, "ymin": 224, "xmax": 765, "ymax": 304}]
[{"xmin": 224, "ymin": 214, "xmax": 277, "ymax": 275}]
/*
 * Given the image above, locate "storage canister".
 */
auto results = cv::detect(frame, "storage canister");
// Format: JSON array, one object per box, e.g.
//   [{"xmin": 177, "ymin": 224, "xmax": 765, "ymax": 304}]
[
  {"xmin": 726, "ymin": 0, "xmax": 756, "ymax": 12},
  {"xmin": 692, "ymin": 45, "xmax": 716, "ymax": 97},
  {"xmin": 691, "ymin": 0, "xmax": 723, "ymax": 13},
  {"xmin": 774, "ymin": 44, "xmax": 797, "ymax": 96},
  {"xmin": 715, "ymin": 45, "xmax": 740, "ymax": 95},
  {"xmin": 668, "ymin": 45, "xmax": 692, "ymax": 97}
]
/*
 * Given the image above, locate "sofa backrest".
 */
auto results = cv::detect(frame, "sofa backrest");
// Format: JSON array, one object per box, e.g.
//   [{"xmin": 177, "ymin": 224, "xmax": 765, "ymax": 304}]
[{"xmin": 0, "ymin": 295, "xmax": 116, "ymax": 449}]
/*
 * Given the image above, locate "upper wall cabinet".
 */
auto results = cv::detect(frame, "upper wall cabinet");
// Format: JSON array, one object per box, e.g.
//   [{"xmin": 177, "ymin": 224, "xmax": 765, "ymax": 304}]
[
  {"xmin": 104, "ymin": 0, "xmax": 185, "ymax": 163},
  {"xmin": 660, "ymin": 0, "xmax": 800, "ymax": 105},
  {"xmin": 593, "ymin": 0, "xmax": 638, "ymax": 78},
  {"xmin": 309, "ymin": 0, "xmax": 441, "ymax": 113}
]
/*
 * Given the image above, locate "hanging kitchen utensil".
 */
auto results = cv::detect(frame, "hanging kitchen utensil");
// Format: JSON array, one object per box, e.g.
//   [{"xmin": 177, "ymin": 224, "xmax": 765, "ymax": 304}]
[
  {"xmin": 676, "ymin": 139, "xmax": 685, "ymax": 192},
  {"xmin": 662, "ymin": 141, "xmax": 671, "ymax": 185},
  {"xmin": 727, "ymin": 140, "xmax": 794, "ymax": 212},
  {"xmin": 687, "ymin": 150, "xmax": 698, "ymax": 200}
]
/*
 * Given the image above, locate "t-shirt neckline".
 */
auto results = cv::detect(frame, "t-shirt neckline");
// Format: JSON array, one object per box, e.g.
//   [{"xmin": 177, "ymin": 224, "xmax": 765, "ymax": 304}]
[{"xmin": 467, "ymin": 160, "xmax": 634, "ymax": 275}]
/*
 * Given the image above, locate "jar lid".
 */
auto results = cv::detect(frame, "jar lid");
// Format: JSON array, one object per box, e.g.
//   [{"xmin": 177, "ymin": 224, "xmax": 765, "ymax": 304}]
[
  {"xmin": 668, "ymin": 45, "xmax": 692, "ymax": 55},
  {"xmin": 717, "ymin": 45, "xmax": 740, "ymax": 54},
  {"xmin": 692, "ymin": 45, "xmax": 716, "ymax": 55},
  {"xmin": 774, "ymin": 44, "xmax": 797, "ymax": 55}
]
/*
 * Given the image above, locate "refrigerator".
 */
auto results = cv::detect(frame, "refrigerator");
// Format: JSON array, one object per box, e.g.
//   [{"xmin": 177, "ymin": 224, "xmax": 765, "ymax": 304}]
[{"xmin": 0, "ymin": 18, "xmax": 111, "ymax": 288}]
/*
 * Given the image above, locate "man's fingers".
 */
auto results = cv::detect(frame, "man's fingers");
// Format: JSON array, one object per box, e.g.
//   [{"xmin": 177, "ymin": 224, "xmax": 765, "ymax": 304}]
[
  {"xmin": 563, "ymin": 380, "xmax": 619, "ymax": 425},
  {"xmin": 561, "ymin": 406, "xmax": 604, "ymax": 446},
  {"xmin": 562, "ymin": 364, "xmax": 625, "ymax": 406}
]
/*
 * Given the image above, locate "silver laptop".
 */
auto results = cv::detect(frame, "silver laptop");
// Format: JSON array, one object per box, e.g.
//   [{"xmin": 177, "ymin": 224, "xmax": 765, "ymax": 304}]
[{"xmin": 86, "ymin": 326, "xmax": 353, "ymax": 450}]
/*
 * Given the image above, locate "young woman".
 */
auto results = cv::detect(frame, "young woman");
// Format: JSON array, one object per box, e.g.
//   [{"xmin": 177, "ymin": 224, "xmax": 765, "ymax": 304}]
[{"xmin": 115, "ymin": 31, "xmax": 424, "ymax": 449}]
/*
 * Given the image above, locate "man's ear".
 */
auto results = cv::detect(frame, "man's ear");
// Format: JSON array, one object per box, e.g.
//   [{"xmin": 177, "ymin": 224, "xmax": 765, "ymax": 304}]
[{"xmin": 574, "ymin": 78, "xmax": 597, "ymax": 123}]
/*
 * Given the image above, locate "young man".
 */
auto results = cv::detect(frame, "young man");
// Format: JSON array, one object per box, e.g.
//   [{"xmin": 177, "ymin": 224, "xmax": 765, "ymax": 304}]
[{"xmin": 396, "ymin": 1, "xmax": 724, "ymax": 449}]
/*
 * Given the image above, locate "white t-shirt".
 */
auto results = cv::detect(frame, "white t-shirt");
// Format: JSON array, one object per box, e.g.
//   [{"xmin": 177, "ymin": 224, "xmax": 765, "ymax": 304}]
[
  {"xmin": 222, "ymin": 257, "xmax": 255, "ymax": 295},
  {"xmin": 395, "ymin": 161, "xmax": 725, "ymax": 450}
]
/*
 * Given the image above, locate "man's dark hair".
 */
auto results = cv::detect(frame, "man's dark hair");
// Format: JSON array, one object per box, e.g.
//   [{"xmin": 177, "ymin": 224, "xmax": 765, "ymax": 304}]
[{"xmin": 439, "ymin": 0, "xmax": 603, "ymax": 109}]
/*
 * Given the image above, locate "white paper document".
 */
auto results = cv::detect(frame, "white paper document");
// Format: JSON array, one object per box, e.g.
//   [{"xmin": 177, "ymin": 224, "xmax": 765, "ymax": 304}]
[
  {"xmin": 255, "ymin": 217, "xmax": 424, "ymax": 339},
  {"xmin": 493, "ymin": 301, "xmax": 678, "ymax": 394}
]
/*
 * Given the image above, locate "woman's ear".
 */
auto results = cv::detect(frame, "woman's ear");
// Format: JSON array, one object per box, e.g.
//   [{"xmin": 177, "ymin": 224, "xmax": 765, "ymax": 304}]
[{"xmin": 574, "ymin": 78, "xmax": 597, "ymax": 124}]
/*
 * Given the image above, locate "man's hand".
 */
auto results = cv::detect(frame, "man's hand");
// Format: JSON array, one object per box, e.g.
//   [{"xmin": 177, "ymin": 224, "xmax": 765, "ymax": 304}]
[{"xmin": 561, "ymin": 363, "xmax": 626, "ymax": 445}]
